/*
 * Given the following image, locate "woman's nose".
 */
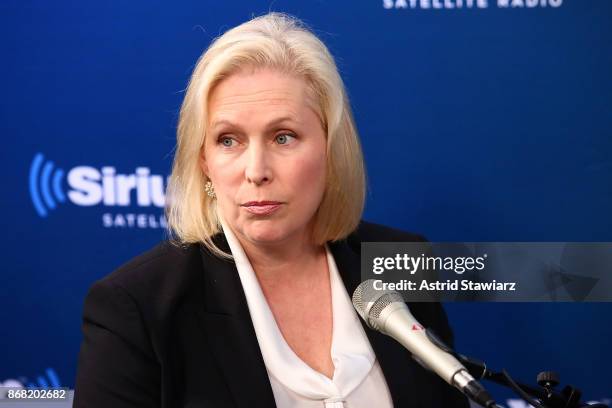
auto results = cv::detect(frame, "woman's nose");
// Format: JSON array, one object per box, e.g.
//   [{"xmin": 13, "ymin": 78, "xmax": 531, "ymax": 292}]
[{"xmin": 244, "ymin": 143, "xmax": 272, "ymax": 185}]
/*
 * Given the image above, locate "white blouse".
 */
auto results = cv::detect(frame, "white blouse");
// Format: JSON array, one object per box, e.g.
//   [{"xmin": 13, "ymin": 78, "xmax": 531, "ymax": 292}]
[{"xmin": 220, "ymin": 219, "xmax": 394, "ymax": 408}]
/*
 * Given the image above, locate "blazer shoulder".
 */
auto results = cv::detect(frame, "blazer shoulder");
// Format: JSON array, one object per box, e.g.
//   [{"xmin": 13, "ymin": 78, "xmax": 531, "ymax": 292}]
[
  {"xmin": 101, "ymin": 240, "xmax": 200, "ymax": 288},
  {"xmin": 75, "ymin": 242, "xmax": 198, "ymax": 407},
  {"xmin": 88, "ymin": 240, "xmax": 204, "ymax": 322},
  {"xmin": 350, "ymin": 220, "xmax": 428, "ymax": 243}
]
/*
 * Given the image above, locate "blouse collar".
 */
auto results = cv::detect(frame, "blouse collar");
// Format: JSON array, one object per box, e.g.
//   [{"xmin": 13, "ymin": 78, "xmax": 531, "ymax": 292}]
[{"xmin": 219, "ymin": 217, "xmax": 376, "ymax": 400}]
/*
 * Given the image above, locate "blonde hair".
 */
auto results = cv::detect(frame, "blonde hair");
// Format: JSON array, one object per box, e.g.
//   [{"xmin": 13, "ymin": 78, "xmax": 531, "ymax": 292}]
[{"xmin": 166, "ymin": 12, "xmax": 366, "ymax": 258}]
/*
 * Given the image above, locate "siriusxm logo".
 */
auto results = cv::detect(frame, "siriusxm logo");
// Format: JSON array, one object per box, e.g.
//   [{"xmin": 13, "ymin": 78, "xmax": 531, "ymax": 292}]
[
  {"xmin": 29, "ymin": 153, "xmax": 168, "ymax": 228},
  {"xmin": 29, "ymin": 153, "xmax": 167, "ymax": 217}
]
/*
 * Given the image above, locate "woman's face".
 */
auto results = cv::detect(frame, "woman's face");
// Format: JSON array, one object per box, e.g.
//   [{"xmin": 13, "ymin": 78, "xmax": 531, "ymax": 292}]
[{"xmin": 201, "ymin": 67, "xmax": 327, "ymax": 247}]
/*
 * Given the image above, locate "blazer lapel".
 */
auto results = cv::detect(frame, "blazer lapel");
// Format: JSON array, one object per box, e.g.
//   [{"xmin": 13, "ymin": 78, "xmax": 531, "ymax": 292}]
[
  {"xmin": 195, "ymin": 233, "xmax": 277, "ymax": 408},
  {"xmin": 329, "ymin": 238, "xmax": 416, "ymax": 408}
]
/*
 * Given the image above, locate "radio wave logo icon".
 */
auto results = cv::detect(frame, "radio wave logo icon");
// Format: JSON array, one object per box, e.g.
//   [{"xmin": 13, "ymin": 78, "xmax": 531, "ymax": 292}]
[
  {"xmin": 29, "ymin": 153, "xmax": 66, "ymax": 217},
  {"xmin": 25, "ymin": 368, "xmax": 61, "ymax": 389},
  {"xmin": 0, "ymin": 368, "xmax": 61, "ymax": 399}
]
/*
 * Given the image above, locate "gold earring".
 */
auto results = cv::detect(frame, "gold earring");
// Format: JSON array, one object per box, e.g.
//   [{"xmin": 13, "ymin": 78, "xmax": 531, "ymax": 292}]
[{"xmin": 204, "ymin": 181, "xmax": 216, "ymax": 198}]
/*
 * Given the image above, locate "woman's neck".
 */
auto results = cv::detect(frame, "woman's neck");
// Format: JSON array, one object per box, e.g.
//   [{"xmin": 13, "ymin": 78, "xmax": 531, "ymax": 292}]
[{"xmin": 234, "ymin": 227, "xmax": 326, "ymax": 282}]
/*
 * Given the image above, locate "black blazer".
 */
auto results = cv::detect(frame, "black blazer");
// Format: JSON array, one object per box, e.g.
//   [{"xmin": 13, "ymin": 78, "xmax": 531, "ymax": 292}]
[{"xmin": 74, "ymin": 220, "xmax": 469, "ymax": 408}]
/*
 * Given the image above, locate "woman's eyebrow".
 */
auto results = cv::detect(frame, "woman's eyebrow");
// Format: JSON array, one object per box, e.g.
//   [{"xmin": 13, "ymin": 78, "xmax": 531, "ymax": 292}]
[{"xmin": 210, "ymin": 116, "xmax": 299, "ymax": 131}]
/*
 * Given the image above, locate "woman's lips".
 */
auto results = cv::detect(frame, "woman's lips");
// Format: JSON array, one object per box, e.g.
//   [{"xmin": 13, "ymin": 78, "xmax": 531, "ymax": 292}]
[{"xmin": 241, "ymin": 202, "xmax": 282, "ymax": 216}]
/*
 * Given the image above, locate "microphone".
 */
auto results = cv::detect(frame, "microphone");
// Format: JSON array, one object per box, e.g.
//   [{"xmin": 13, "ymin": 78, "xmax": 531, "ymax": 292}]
[{"xmin": 352, "ymin": 279, "xmax": 497, "ymax": 408}]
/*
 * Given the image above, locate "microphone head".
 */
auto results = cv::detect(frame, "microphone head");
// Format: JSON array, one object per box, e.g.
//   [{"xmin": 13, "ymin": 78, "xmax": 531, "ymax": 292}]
[{"xmin": 352, "ymin": 279, "xmax": 405, "ymax": 330}]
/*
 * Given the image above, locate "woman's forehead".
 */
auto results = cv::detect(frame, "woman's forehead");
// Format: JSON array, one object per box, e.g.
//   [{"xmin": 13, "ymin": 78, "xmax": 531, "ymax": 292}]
[
  {"xmin": 208, "ymin": 68, "xmax": 315, "ymax": 110},
  {"xmin": 207, "ymin": 69, "xmax": 321, "ymax": 126},
  {"xmin": 209, "ymin": 69, "xmax": 310, "ymax": 106}
]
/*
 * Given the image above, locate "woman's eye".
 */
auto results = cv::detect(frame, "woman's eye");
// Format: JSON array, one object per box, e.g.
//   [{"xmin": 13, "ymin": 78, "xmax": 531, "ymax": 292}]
[
  {"xmin": 218, "ymin": 136, "xmax": 235, "ymax": 147},
  {"xmin": 275, "ymin": 133, "xmax": 296, "ymax": 145}
]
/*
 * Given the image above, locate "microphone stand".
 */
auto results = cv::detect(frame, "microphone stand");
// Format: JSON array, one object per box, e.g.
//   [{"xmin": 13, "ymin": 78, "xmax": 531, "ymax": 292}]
[
  {"xmin": 459, "ymin": 356, "xmax": 605, "ymax": 408},
  {"xmin": 426, "ymin": 329, "xmax": 609, "ymax": 408}
]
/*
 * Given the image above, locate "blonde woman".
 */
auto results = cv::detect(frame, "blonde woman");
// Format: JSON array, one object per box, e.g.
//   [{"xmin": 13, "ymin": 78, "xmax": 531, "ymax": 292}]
[{"xmin": 74, "ymin": 12, "xmax": 468, "ymax": 408}]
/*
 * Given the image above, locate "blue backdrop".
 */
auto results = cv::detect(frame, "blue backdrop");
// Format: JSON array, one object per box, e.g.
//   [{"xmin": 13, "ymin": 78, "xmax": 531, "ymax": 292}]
[{"xmin": 1, "ymin": 0, "xmax": 611, "ymax": 404}]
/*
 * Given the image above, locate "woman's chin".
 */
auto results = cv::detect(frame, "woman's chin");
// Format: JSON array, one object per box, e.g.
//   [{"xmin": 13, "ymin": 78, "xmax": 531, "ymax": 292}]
[
  {"xmin": 241, "ymin": 222, "xmax": 293, "ymax": 245},
  {"xmin": 244, "ymin": 230, "xmax": 285, "ymax": 245}
]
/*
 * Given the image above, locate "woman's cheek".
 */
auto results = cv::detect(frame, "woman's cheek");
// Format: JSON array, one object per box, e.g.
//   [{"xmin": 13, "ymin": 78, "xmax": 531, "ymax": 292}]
[{"xmin": 294, "ymin": 150, "xmax": 326, "ymax": 177}]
